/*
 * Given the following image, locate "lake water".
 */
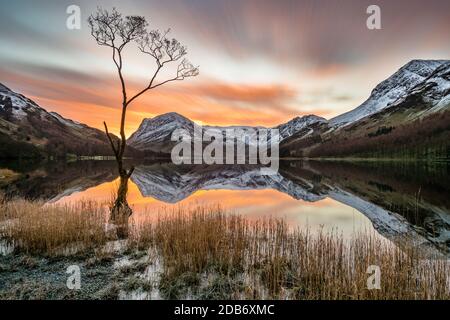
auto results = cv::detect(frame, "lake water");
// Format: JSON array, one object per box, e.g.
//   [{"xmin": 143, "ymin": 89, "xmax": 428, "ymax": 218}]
[{"xmin": 1, "ymin": 160, "xmax": 449, "ymax": 256}]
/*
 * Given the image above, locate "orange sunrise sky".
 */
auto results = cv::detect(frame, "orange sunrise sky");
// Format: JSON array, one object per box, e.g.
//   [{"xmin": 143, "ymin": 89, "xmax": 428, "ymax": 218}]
[{"xmin": 1, "ymin": 0, "xmax": 449, "ymax": 136}]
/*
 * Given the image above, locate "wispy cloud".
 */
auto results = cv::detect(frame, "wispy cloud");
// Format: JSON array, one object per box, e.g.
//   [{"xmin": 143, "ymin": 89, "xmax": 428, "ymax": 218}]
[{"xmin": 0, "ymin": 0, "xmax": 449, "ymax": 133}]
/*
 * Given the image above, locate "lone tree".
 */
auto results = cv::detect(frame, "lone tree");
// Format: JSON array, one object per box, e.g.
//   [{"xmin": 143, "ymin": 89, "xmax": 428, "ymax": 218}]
[{"xmin": 88, "ymin": 8, "xmax": 198, "ymax": 224}]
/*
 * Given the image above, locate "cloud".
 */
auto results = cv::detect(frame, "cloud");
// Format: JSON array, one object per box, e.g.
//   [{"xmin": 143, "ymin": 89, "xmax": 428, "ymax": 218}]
[
  {"xmin": 144, "ymin": 0, "xmax": 450, "ymax": 71},
  {"xmin": 191, "ymin": 82, "xmax": 296, "ymax": 104},
  {"xmin": 2, "ymin": 0, "xmax": 449, "ymax": 135},
  {"xmin": 1, "ymin": 64, "xmax": 330, "ymax": 134}
]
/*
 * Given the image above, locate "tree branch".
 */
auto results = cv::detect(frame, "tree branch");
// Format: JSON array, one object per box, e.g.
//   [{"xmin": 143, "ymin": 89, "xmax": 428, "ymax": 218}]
[
  {"xmin": 126, "ymin": 64, "xmax": 163, "ymax": 107},
  {"xmin": 103, "ymin": 121, "xmax": 119, "ymax": 159},
  {"xmin": 89, "ymin": 7, "xmax": 199, "ymax": 170}
]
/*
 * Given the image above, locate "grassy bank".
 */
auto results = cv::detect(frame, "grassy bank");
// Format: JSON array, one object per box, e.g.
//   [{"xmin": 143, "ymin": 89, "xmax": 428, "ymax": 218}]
[
  {"xmin": 1, "ymin": 199, "xmax": 449, "ymax": 300},
  {"xmin": 1, "ymin": 199, "xmax": 108, "ymax": 255}
]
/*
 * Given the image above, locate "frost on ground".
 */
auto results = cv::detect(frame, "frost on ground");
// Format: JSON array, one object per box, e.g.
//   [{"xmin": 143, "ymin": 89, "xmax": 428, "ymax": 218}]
[{"xmin": 0, "ymin": 238, "xmax": 163, "ymax": 300}]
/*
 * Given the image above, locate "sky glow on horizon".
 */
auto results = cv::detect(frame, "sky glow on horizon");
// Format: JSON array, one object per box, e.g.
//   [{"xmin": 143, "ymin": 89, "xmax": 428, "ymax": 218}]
[{"xmin": 0, "ymin": 0, "xmax": 449, "ymax": 136}]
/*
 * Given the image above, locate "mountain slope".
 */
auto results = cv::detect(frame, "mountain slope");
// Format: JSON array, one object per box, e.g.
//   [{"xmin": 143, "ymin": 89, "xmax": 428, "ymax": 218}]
[
  {"xmin": 281, "ymin": 60, "xmax": 450, "ymax": 159},
  {"xmin": 276, "ymin": 115, "xmax": 327, "ymax": 139},
  {"xmin": 128, "ymin": 113, "xmax": 195, "ymax": 153},
  {"xmin": 128, "ymin": 61, "xmax": 449, "ymax": 158},
  {"xmin": 3, "ymin": 59, "xmax": 448, "ymax": 160},
  {"xmin": 128, "ymin": 112, "xmax": 328, "ymax": 153},
  {"xmin": 0, "ymin": 83, "xmax": 121, "ymax": 158},
  {"xmin": 329, "ymin": 60, "xmax": 447, "ymax": 127}
]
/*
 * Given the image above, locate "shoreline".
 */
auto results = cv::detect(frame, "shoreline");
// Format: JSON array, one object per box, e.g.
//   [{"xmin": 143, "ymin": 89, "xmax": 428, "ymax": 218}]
[{"xmin": 1, "ymin": 199, "xmax": 449, "ymax": 300}]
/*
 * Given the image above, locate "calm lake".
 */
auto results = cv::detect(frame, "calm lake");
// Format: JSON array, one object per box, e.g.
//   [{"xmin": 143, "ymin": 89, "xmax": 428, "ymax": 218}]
[{"xmin": 1, "ymin": 160, "xmax": 449, "ymax": 256}]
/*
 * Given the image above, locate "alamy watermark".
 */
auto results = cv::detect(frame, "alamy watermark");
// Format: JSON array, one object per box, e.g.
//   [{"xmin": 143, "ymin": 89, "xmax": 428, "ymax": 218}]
[
  {"xmin": 366, "ymin": 265, "xmax": 381, "ymax": 290},
  {"xmin": 367, "ymin": 5, "xmax": 382, "ymax": 30},
  {"xmin": 67, "ymin": 4, "xmax": 382, "ymax": 31},
  {"xmin": 171, "ymin": 124, "xmax": 280, "ymax": 175},
  {"xmin": 66, "ymin": 265, "xmax": 81, "ymax": 290},
  {"xmin": 66, "ymin": 5, "xmax": 81, "ymax": 30}
]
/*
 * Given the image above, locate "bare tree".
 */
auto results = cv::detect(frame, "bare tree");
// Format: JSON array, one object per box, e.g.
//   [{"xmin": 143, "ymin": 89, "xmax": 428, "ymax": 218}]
[{"xmin": 88, "ymin": 8, "xmax": 198, "ymax": 228}]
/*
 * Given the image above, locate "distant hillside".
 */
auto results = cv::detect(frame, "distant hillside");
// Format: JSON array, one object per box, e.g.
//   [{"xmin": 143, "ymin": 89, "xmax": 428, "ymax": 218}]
[
  {"xmin": 280, "ymin": 60, "xmax": 450, "ymax": 160},
  {"xmin": 0, "ymin": 83, "xmax": 143, "ymax": 159},
  {"xmin": 2, "ymin": 59, "xmax": 449, "ymax": 160},
  {"xmin": 129, "ymin": 60, "xmax": 450, "ymax": 160},
  {"xmin": 128, "ymin": 112, "xmax": 327, "ymax": 154}
]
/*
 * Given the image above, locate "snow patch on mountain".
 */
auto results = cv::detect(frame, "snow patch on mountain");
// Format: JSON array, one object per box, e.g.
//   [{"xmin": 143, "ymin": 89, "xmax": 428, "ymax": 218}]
[
  {"xmin": 0, "ymin": 83, "xmax": 44, "ymax": 119},
  {"xmin": 381, "ymin": 61, "xmax": 450, "ymax": 120},
  {"xmin": 50, "ymin": 112, "xmax": 84, "ymax": 129},
  {"xmin": 128, "ymin": 112, "xmax": 328, "ymax": 151},
  {"xmin": 330, "ymin": 60, "xmax": 447, "ymax": 127},
  {"xmin": 422, "ymin": 62, "xmax": 450, "ymax": 113},
  {"xmin": 276, "ymin": 115, "xmax": 327, "ymax": 139},
  {"xmin": 128, "ymin": 112, "xmax": 194, "ymax": 149}
]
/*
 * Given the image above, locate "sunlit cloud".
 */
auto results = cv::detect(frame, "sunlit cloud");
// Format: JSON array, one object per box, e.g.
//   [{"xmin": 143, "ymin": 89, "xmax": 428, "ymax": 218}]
[{"xmin": 0, "ymin": 0, "xmax": 449, "ymax": 134}]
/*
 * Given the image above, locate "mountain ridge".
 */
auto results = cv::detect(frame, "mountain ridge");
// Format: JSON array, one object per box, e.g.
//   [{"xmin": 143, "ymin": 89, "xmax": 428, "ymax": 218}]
[
  {"xmin": 128, "ymin": 112, "xmax": 328, "ymax": 152},
  {"xmin": 0, "ymin": 83, "xmax": 135, "ymax": 158},
  {"xmin": 1, "ymin": 59, "xmax": 449, "ymax": 159},
  {"xmin": 329, "ymin": 59, "xmax": 447, "ymax": 127},
  {"xmin": 128, "ymin": 59, "xmax": 449, "ymax": 155},
  {"xmin": 281, "ymin": 59, "xmax": 450, "ymax": 159}
]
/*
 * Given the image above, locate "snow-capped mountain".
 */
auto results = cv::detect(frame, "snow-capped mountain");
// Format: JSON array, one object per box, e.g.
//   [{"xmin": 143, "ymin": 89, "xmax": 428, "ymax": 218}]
[
  {"xmin": 2, "ymin": 59, "xmax": 449, "ymax": 159},
  {"xmin": 0, "ymin": 83, "xmax": 85, "ymax": 129},
  {"xmin": 0, "ymin": 83, "xmax": 123, "ymax": 157},
  {"xmin": 0, "ymin": 83, "xmax": 48, "ymax": 119},
  {"xmin": 405, "ymin": 61, "xmax": 450, "ymax": 115},
  {"xmin": 128, "ymin": 112, "xmax": 328, "ymax": 153},
  {"xmin": 330, "ymin": 60, "xmax": 447, "ymax": 127},
  {"xmin": 281, "ymin": 59, "xmax": 450, "ymax": 158},
  {"xmin": 128, "ymin": 61, "xmax": 449, "ymax": 155},
  {"xmin": 276, "ymin": 115, "xmax": 327, "ymax": 139},
  {"xmin": 128, "ymin": 112, "xmax": 194, "ymax": 152}
]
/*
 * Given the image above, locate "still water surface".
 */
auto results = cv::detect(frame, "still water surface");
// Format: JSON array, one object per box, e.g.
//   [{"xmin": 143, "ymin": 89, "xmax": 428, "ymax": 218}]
[{"xmin": 1, "ymin": 160, "xmax": 449, "ymax": 255}]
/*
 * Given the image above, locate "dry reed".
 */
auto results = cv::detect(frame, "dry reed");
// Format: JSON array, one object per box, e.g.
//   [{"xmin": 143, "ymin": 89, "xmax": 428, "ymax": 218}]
[
  {"xmin": 1, "ymin": 199, "xmax": 448, "ymax": 299},
  {"xmin": 128, "ymin": 206, "xmax": 450, "ymax": 300},
  {"xmin": 0, "ymin": 199, "xmax": 108, "ymax": 256}
]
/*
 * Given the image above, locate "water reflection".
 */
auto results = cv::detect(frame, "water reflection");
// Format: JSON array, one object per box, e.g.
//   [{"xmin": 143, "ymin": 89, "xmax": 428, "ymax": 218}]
[{"xmin": 1, "ymin": 160, "xmax": 449, "ymax": 256}]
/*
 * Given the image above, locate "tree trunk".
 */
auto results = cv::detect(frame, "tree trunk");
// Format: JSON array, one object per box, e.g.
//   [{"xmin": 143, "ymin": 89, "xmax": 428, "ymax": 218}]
[
  {"xmin": 104, "ymin": 98, "xmax": 133, "ymax": 238},
  {"xmin": 110, "ymin": 170, "xmax": 133, "ymax": 238}
]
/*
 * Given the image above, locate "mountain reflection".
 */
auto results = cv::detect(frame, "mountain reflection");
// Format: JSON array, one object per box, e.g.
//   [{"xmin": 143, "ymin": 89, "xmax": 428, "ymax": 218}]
[{"xmin": 1, "ymin": 160, "xmax": 449, "ymax": 256}]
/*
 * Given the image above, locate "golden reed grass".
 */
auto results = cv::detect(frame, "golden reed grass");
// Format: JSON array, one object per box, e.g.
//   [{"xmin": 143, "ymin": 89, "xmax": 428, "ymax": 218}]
[
  {"xmin": 129, "ymin": 206, "xmax": 450, "ymax": 300},
  {"xmin": 1, "ymin": 199, "xmax": 448, "ymax": 299},
  {"xmin": 1, "ymin": 199, "xmax": 108, "ymax": 256}
]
